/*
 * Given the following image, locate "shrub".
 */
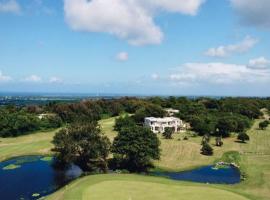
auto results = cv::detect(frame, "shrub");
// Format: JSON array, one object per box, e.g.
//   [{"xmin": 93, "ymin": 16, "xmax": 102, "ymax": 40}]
[
  {"xmin": 163, "ymin": 127, "xmax": 174, "ymax": 139},
  {"xmin": 201, "ymin": 142, "xmax": 213, "ymax": 156},
  {"xmin": 237, "ymin": 132, "xmax": 250, "ymax": 143}
]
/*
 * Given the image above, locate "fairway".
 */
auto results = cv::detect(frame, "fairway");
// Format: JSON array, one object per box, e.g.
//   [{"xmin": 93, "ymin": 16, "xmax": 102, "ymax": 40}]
[
  {"xmin": 46, "ymin": 174, "xmax": 249, "ymax": 200},
  {"xmin": 0, "ymin": 129, "xmax": 59, "ymax": 162}
]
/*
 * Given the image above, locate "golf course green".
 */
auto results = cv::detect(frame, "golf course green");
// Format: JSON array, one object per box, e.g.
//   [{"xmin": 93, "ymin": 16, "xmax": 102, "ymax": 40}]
[{"xmin": 45, "ymin": 174, "xmax": 249, "ymax": 200}]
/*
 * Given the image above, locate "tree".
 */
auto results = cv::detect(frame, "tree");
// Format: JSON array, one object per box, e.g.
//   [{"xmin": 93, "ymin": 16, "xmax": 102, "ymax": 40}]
[
  {"xmin": 163, "ymin": 127, "xmax": 174, "ymax": 139},
  {"xmin": 112, "ymin": 126, "xmax": 160, "ymax": 172},
  {"xmin": 202, "ymin": 134, "xmax": 211, "ymax": 144},
  {"xmin": 216, "ymin": 117, "xmax": 238, "ymax": 137},
  {"xmin": 133, "ymin": 104, "xmax": 165, "ymax": 124},
  {"xmin": 114, "ymin": 116, "xmax": 136, "ymax": 132},
  {"xmin": 237, "ymin": 132, "xmax": 250, "ymax": 143},
  {"xmin": 215, "ymin": 136, "xmax": 223, "ymax": 147},
  {"xmin": 52, "ymin": 122, "xmax": 111, "ymax": 172},
  {"xmin": 201, "ymin": 142, "xmax": 213, "ymax": 156},
  {"xmin": 259, "ymin": 120, "xmax": 269, "ymax": 130}
]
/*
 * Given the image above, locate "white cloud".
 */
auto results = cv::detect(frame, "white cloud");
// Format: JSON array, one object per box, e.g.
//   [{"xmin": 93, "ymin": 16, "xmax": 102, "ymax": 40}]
[
  {"xmin": 231, "ymin": 0, "xmax": 270, "ymax": 29},
  {"xmin": 248, "ymin": 57, "xmax": 270, "ymax": 69},
  {"xmin": 49, "ymin": 76, "xmax": 63, "ymax": 83},
  {"xmin": 205, "ymin": 36, "xmax": 258, "ymax": 57},
  {"xmin": 0, "ymin": 71, "xmax": 12, "ymax": 82},
  {"xmin": 24, "ymin": 75, "xmax": 42, "ymax": 82},
  {"xmin": 0, "ymin": 0, "xmax": 21, "ymax": 14},
  {"xmin": 116, "ymin": 52, "xmax": 129, "ymax": 61},
  {"xmin": 151, "ymin": 73, "xmax": 160, "ymax": 80},
  {"xmin": 64, "ymin": 0, "xmax": 205, "ymax": 46},
  {"xmin": 168, "ymin": 62, "xmax": 270, "ymax": 85}
]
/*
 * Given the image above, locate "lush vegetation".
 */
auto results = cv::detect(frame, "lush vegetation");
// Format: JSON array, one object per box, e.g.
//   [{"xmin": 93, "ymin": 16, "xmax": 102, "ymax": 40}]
[
  {"xmin": 0, "ymin": 106, "xmax": 62, "ymax": 137},
  {"xmin": 111, "ymin": 125, "xmax": 160, "ymax": 172},
  {"xmin": 52, "ymin": 123, "xmax": 111, "ymax": 172},
  {"xmin": 259, "ymin": 120, "xmax": 269, "ymax": 130},
  {"xmin": 2, "ymin": 97, "xmax": 270, "ymax": 199}
]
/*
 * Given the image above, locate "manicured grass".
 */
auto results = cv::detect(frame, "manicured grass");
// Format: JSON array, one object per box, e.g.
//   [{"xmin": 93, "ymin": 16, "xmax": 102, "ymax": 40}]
[
  {"xmin": 0, "ymin": 117, "xmax": 117, "ymax": 162},
  {"xmin": 99, "ymin": 117, "xmax": 118, "ymax": 142},
  {"xmin": 0, "ymin": 129, "xmax": 60, "ymax": 162},
  {"xmin": 45, "ymin": 174, "xmax": 249, "ymax": 200}
]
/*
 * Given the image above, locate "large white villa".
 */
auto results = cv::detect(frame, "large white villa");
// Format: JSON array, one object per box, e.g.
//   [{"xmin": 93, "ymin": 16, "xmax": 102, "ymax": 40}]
[{"xmin": 144, "ymin": 117, "xmax": 186, "ymax": 134}]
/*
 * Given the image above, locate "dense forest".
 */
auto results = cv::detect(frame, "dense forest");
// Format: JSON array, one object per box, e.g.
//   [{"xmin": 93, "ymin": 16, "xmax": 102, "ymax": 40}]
[{"xmin": 1, "ymin": 96, "xmax": 270, "ymax": 138}]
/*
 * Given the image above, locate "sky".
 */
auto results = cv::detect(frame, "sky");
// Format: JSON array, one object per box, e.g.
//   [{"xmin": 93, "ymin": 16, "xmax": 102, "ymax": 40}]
[{"xmin": 0, "ymin": 0, "xmax": 270, "ymax": 96}]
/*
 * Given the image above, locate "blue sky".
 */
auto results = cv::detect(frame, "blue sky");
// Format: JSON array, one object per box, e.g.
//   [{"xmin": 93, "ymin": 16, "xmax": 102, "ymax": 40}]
[{"xmin": 0, "ymin": 0, "xmax": 270, "ymax": 96}]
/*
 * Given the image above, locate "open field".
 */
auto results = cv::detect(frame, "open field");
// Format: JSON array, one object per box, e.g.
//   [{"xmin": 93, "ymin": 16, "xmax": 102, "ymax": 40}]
[
  {"xmin": 45, "ymin": 174, "xmax": 249, "ymax": 200},
  {"xmin": 99, "ymin": 117, "xmax": 118, "ymax": 141},
  {"xmin": 0, "ymin": 117, "xmax": 117, "ymax": 162},
  {"xmin": 0, "ymin": 129, "xmax": 59, "ymax": 162}
]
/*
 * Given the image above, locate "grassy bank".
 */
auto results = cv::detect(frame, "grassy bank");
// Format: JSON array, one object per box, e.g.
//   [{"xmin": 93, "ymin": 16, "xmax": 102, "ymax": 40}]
[
  {"xmin": 0, "ymin": 117, "xmax": 117, "ymax": 162},
  {"xmin": 0, "ymin": 129, "xmax": 59, "ymax": 162},
  {"xmin": 45, "ymin": 174, "xmax": 249, "ymax": 200}
]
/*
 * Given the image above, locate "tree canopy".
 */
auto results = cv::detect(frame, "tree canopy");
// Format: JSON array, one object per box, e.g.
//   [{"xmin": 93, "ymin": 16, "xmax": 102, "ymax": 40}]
[
  {"xmin": 112, "ymin": 125, "xmax": 160, "ymax": 172},
  {"xmin": 52, "ymin": 122, "xmax": 111, "ymax": 172}
]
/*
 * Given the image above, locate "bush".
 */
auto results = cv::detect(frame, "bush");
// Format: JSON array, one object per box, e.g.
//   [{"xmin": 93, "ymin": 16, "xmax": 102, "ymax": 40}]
[
  {"xmin": 237, "ymin": 132, "xmax": 250, "ymax": 143},
  {"xmin": 259, "ymin": 120, "xmax": 269, "ymax": 130},
  {"xmin": 163, "ymin": 127, "xmax": 174, "ymax": 139},
  {"xmin": 215, "ymin": 136, "xmax": 223, "ymax": 147},
  {"xmin": 201, "ymin": 142, "xmax": 213, "ymax": 156}
]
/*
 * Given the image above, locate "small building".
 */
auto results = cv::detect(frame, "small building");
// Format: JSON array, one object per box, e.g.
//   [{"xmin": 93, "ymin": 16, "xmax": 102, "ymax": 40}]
[
  {"xmin": 144, "ymin": 117, "xmax": 186, "ymax": 134},
  {"xmin": 165, "ymin": 108, "xmax": 179, "ymax": 116}
]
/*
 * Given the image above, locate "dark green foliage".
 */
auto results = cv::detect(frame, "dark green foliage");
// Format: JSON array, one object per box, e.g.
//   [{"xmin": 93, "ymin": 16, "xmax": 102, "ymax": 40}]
[
  {"xmin": 259, "ymin": 120, "xmax": 269, "ymax": 130},
  {"xmin": 40, "ymin": 115, "xmax": 63, "ymax": 129},
  {"xmin": 216, "ymin": 117, "xmax": 237, "ymax": 137},
  {"xmin": 114, "ymin": 116, "xmax": 136, "ymax": 132},
  {"xmin": 237, "ymin": 132, "xmax": 250, "ymax": 143},
  {"xmin": 163, "ymin": 127, "xmax": 174, "ymax": 139},
  {"xmin": 133, "ymin": 104, "xmax": 165, "ymax": 124},
  {"xmin": 215, "ymin": 136, "xmax": 223, "ymax": 147},
  {"xmin": 0, "ymin": 106, "xmax": 62, "ymax": 137},
  {"xmin": 201, "ymin": 142, "xmax": 213, "ymax": 156},
  {"xmin": 202, "ymin": 134, "xmax": 211, "ymax": 144},
  {"xmin": 52, "ymin": 122, "xmax": 111, "ymax": 172},
  {"xmin": 112, "ymin": 125, "xmax": 160, "ymax": 172}
]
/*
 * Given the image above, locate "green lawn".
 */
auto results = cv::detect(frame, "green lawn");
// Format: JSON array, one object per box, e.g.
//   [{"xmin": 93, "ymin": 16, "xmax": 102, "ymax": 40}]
[
  {"xmin": 0, "ymin": 129, "xmax": 59, "ymax": 162},
  {"xmin": 45, "ymin": 174, "xmax": 249, "ymax": 200},
  {"xmin": 0, "ymin": 117, "xmax": 117, "ymax": 162}
]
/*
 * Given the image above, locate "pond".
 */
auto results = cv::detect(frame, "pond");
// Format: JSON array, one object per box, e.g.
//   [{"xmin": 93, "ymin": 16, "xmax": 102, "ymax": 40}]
[
  {"xmin": 0, "ymin": 156, "xmax": 82, "ymax": 200},
  {"xmin": 0, "ymin": 156, "xmax": 241, "ymax": 200},
  {"xmin": 153, "ymin": 165, "xmax": 241, "ymax": 184}
]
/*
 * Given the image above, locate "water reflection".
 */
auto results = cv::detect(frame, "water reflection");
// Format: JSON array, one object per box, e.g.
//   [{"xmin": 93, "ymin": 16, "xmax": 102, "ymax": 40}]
[{"xmin": 0, "ymin": 156, "xmax": 82, "ymax": 200}]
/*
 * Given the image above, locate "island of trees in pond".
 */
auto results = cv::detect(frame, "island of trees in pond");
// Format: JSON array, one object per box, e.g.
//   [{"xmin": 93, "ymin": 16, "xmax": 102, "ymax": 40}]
[{"xmin": 1, "ymin": 97, "xmax": 270, "ymax": 172}]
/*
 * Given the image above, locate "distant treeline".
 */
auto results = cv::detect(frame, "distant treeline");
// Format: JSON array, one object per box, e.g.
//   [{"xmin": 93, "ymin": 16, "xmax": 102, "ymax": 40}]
[{"xmin": 1, "ymin": 97, "xmax": 270, "ymax": 137}]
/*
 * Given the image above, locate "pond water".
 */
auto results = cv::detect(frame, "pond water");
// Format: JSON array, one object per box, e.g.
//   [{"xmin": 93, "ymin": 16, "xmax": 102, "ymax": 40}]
[
  {"xmin": 153, "ymin": 165, "xmax": 241, "ymax": 184},
  {"xmin": 0, "ymin": 156, "xmax": 241, "ymax": 200},
  {"xmin": 0, "ymin": 156, "xmax": 82, "ymax": 200}
]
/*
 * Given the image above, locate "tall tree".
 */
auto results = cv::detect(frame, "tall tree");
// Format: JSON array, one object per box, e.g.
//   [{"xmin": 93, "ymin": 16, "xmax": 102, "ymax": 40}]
[
  {"xmin": 52, "ymin": 122, "xmax": 111, "ymax": 172},
  {"xmin": 112, "ymin": 126, "xmax": 160, "ymax": 172}
]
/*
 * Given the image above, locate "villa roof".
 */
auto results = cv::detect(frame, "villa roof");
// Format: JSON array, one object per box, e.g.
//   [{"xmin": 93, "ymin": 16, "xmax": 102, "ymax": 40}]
[{"xmin": 145, "ymin": 117, "xmax": 180, "ymax": 122}]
